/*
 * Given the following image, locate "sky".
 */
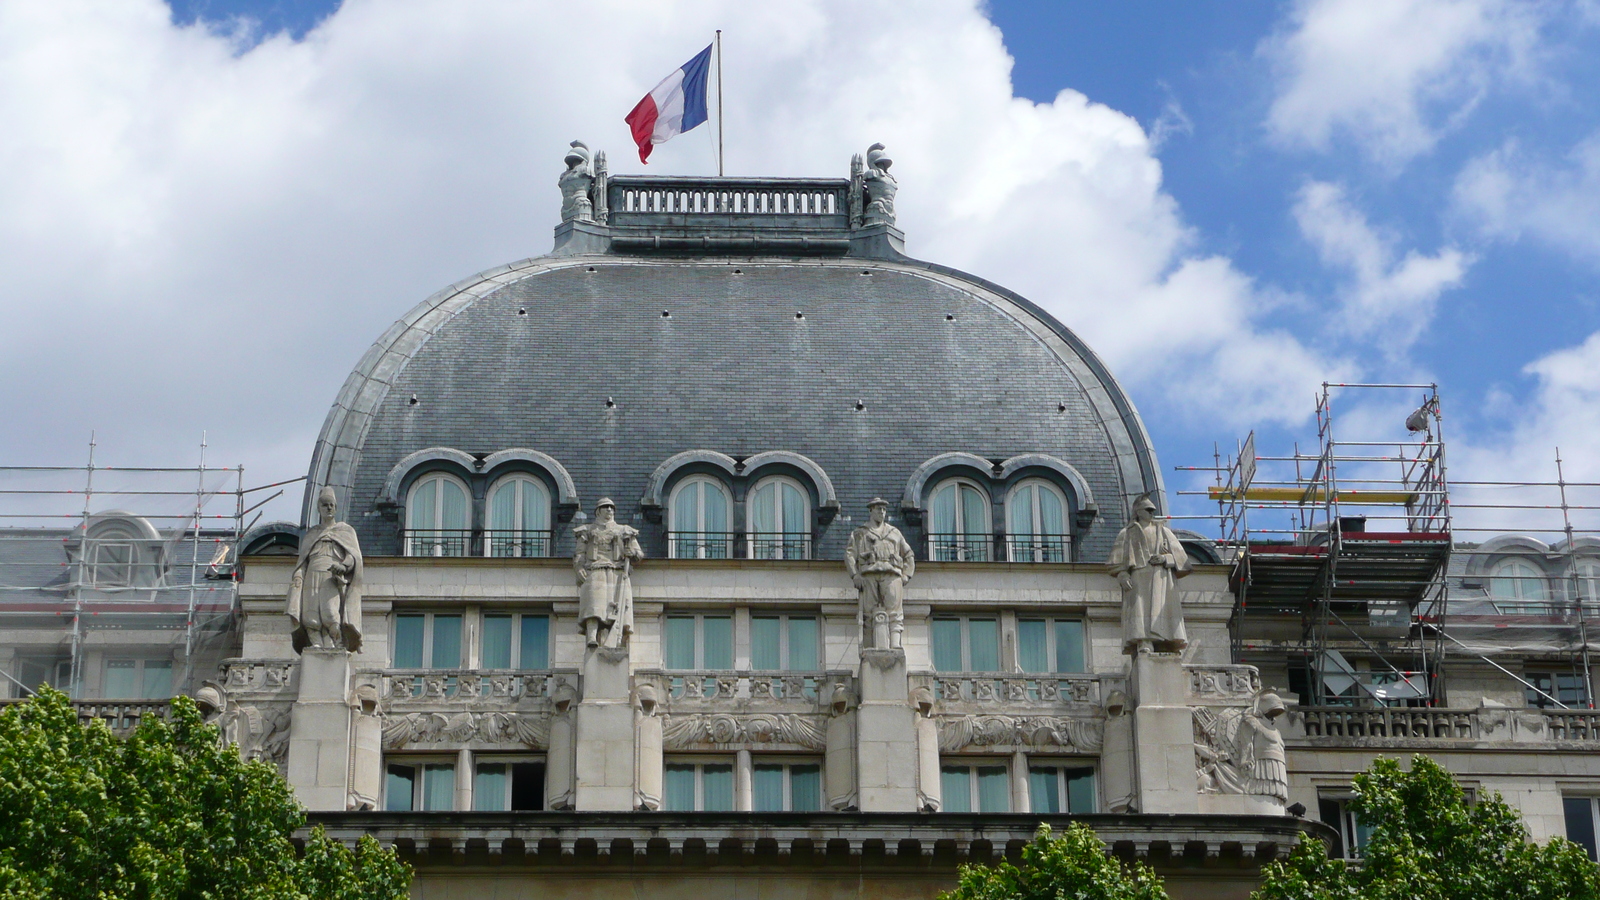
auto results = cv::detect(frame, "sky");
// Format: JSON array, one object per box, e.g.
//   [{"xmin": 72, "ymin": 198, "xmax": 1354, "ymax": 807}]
[{"xmin": 2, "ymin": 0, "xmax": 1599, "ymax": 534}]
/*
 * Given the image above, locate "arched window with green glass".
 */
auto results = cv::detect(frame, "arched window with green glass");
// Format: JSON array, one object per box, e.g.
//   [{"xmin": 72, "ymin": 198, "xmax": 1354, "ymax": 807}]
[
  {"xmin": 485, "ymin": 474, "xmax": 551, "ymax": 558},
  {"xmin": 1490, "ymin": 558, "xmax": 1548, "ymax": 613},
  {"xmin": 1007, "ymin": 479, "xmax": 1070, "ymax": 562},
  {"xmin": 669, "ymin": 475, "xmax": 732, "ymax": 559},
  {"xmin": 748, "ymin": 475, "xmax": 810, "ymax": 559},
  {"xmin": 929, "ymin": 478, "xmax": 991, "ymax": 561},
  {"xmin": 406, "ymin": 472, "xmax": 470, "ymax": 557}
]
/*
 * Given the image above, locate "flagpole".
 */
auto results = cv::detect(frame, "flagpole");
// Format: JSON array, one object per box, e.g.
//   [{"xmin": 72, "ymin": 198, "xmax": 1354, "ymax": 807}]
[{"xmin": 715, "ymin": 29, "xmax": 724, "ymax": 177}]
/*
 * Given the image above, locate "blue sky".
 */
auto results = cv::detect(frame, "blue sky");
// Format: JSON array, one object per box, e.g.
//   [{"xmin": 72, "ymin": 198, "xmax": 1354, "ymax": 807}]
[{"xmin": 3, "ymin": 0, "xmax": 1598, "ymax": 529}]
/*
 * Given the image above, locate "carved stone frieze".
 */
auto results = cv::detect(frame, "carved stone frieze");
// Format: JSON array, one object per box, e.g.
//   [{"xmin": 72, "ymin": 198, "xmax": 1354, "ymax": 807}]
[
  {"xmin": 382, "ymin": 711, "xmax": 551, "ymax": 749},
  {"xmin": 661, "ymin": 713, "xmax": 828, "ymax": 750},
  {"xmin": 934, "ymin": 675, "xmax": 1098, "ymax": 705},
  {"xmin": 936, "ymin": 714, "xmax": 1104, "ymax": 753},
  {"xmin": 1187, "ymin": 665, "xmax": 1262, "ymax": 701},
  {"xmin": 219, "ymin": 659, "xmax": 296, "ymax": 695}
]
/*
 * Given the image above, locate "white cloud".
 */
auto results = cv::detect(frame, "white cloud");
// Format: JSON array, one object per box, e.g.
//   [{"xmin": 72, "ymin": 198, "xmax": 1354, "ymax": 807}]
[
  {"xmin": 0, "ymin": 0, "xmax": 1345, "ymax": 521},
  {"xmin": 1262, "ymin": 0, "xmax": 1544, "ymax": 167},
  {"xmin": 1293, "ymin": 181, "xmax": 1471, "ymax": 350},
  {"xmin": 1454, "ymin": 134, "xmax": 1600, "ymax": 265}
]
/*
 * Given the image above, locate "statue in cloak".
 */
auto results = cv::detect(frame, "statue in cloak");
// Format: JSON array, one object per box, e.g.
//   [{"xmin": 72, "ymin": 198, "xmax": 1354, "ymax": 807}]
[
  {"xmin": 286, "ymin": 486, "xmax": 364, "ymax": 653},
  {"xmin": 573, "ymin": 498, "xmax": 644, "ymax": 649},
  {"xmin": 1107, "ymin": 493, "xmax": 1190, "ymax": 654}
]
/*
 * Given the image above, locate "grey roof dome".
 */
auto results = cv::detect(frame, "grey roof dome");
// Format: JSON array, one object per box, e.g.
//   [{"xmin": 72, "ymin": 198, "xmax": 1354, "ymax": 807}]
[{"xmin": 305, "ymin": 166, "xmax": 1163, "ymax": 562}]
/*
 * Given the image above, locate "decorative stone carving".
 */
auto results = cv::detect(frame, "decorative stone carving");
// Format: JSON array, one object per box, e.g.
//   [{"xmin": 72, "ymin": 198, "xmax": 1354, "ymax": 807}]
[
  {"xmin": 349, "ymin": 681, "xmax": 382, "ymax": 811},
  {"xmin": 824, "ymin": 679, "xmax": 858, "ymax": 811},
  {"xmin": 936, "ymin": 714, "xmax": 1104, "ymax": 753},
  {"xmin": 195, "ymin": 681, "xmax": 291, "ymax": 772},
  {"xmin": 220, "ymin": 659, "xmax": 296, "ymax": 694},
  {"xmin": 545, "ymin": 681, "xmax": 578, "ymax": 810},
  {"xmin": 559, "ymin": 141, "xmax": 595, "ymax": 223},
  {"xmin": 845, "ymin": 498, "xmax": 915, "ymax": 650},
  {"xmin": 1193, "ymin": 692, "xmax": 1289, "ymax": 804},
  {"xmin": 661, "ymin": 713, "xmax": 828, "ymax": 750},
  {"xmin": 635, "ymin": 683, "xmax": 663, "ymax": 811},
  {"xmin": 861, "ymin": 143, "xmax": 897, "ymax": 227},
  {"xmin": 934, "ymin": 674, "xmax": 1099, "ymax": 706},
  {"xmin": 381, "ymin": 711, "xmax": 551, "ymax": 749},
  {"xmin": 1188, "ymin": 665, "xmax": 1263, "ymax": 700},
  {"xmin": 591, "ymin": 149, "xmax": 609, "ymax": 225},
  {"xmin": 573, "ymin": 498, "xmax": 644, "ymax": 649},
  {"xmin": 286, "ymin": 487, "xmax": 364, "ymax": 654},
  {"xmin": 1107, "ymin": 493, "xmax": 1191, "ymax": 655}
]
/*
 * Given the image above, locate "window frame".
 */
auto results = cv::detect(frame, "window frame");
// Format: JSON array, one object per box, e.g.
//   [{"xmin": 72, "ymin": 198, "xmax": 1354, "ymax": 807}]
[
  {"xmin": 1318, "ymin": 794, "xmax": 1372, "ymax": 859},
  {"xmin": 384, "ymin": 756, "xmax": 457, "ymax": 812},
  {"xmin": 663, "ymin": 612, "xmax": 735, "ymax": 670},
  {"xmin": 483, "ymin": 473, "xmax": 552, "ymax": 557},
  {"xmin": 478, "ymin": 611, "xmax": 552, "ymax": 670},
  {"xmin": 662, "ymin": 756, "xmax": 737, "ymax": 811},
  {"xmin": 746, "ymin": 474, "xmax": 812, "ymax": 560},
  {"xmin": 405, "ymin": 471, "xmax": 472, "ymax": 557},
  {"xmin": 89, "ymin": 537, "xmax": 137, "ymax": 587},
  {"xmin": 1016, "ymin": 617, "xmax": 1088, "ymax": 674},
  {"xmin": 1564, "ymin": 795, "xmax": 1600, "ymax": 862},
  {"xmin": 103, "ymin": 656, "xmax": 174, "ymax": 699},
  {"xmin": 931, "ymin": 615, "xmax": 1001, "ymax": 673},
  {"xmin": 939, "ymin": 758, "xmax": 1012, "ymax": 813},
  {"xmin": 1488, "ymin": 557, "xmax": 1550, "ymax": 611},
  {"xmin": 668, "ymin": 474, "xmax": 734, "ymax": 559},
  {"xmin": 1573, "ymin": 557, "xmax": 1600, "ymax": 605},
  {"xmin": 390, "ymin": 611, "xmax": 465, "ymax": 670},
  {"xmin": 1005, "ymin": 478, "xmax": 1071, "ymax": 563},
  {"xmin": 471, "ymin": 754, "xmax": 547, "ymax": 811},
  {"xmin": 751, "ymin": 756, "xmax": 825, "ymax": 811},
  {"xmin": 1025, "ymin": 759, "xmax": 1096, "ymax": 813},
  {"xmin": 749, "ymin": 612, "xmax": 821, "ymax": 671},
  {"xmin": 928, "ymin": 477, "xmax": 992, "ymax": 562},
  {"xmin": 1524, "ymin": 669, "xmax": 1591, "ymax": 709}
]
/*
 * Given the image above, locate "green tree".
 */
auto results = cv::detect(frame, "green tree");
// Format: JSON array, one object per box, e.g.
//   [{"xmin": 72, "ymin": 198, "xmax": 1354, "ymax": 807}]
[
  {"xmin": 940, "ymin": 823, "xmax": 1168, "ymax": 900},
  {"xmin": 0, "ymin": 686, "xmax": 410, "ymax": 899},
  {"xmin": 1255, "ymin": 754, "xmax": 1600, "ymax": 900}
]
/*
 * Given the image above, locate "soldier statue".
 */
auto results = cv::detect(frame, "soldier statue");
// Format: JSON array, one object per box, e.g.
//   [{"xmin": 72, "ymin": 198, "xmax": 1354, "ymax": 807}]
[
  {"xmin": 286, "ymin": 486, "xmax": 364, "ymax": 654},
  {"xmin": 1107, "ymin": 493, "xmax": 1191, "ymax": 654},
  {"xmin": 846, "ymin": 498, "xmax": 915, "ymax": 650},
  {"xmin": 573, "ymin": 498, "xmax": 644, "ymax": 649}
]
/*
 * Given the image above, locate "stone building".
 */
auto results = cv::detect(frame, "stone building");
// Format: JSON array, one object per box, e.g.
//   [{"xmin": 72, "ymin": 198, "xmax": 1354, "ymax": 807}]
[{"xmin": 7, "ymin": 144, "xmax": 1600, "ymax": 900}]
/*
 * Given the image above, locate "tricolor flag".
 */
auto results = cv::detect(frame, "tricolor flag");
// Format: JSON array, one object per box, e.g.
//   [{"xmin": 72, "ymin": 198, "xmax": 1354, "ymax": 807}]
[{"xmin": 625, "ymin": 44, "xmax": 713, "ymax": 164}]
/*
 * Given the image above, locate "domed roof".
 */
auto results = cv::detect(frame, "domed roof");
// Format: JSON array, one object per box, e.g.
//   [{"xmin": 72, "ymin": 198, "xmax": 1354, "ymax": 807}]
[{"xmin": 306, "ymin": 166, "xmax": 1163, "ymax": 562}]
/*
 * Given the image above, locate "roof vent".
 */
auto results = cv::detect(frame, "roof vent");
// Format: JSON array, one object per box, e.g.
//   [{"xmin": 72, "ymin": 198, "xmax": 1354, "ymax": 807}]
[
  {"xmin": 408, "ymin": 394, "xmax": 419, "ymax": 407},
  {"xmin": 945, "ymin": 314, "xmax": 955, "ymax": 321},
  {"xmin": 732, "ymin": 268, "xmax": 743, "ymax": 275},
  {"xmin": 860, "ymin": 270, "xmax": 873, "ymax": 276},
  {"xmin": 661, "ymin": 310, "xmax": 671, "ymax": 318},
  {"xmin": 795, "ymin": 311, "xmax": 805, "ymax": 320},
  {"xmin": 605, "ymin": 397, "xmax": 616, "ymax": 408},
  {"xmin": 586, "ymin": 266, "xmax": 597, "ymax": 273},
  {"xmin": 854, "ymin": 399, "xmax": 865, "ymax": 411},
  {"xmin": 518, "ymin": 308, "xmax": 527, "ymax": 316},
  {"xmin": 1058, "ymin": 402, "xmax": 1067, "ymax": 413}
]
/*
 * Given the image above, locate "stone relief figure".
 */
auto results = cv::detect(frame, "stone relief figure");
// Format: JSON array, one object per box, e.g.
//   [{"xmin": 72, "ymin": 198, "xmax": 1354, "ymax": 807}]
[
  {"xmin": 559, "ymin": 140, "xmax": 595, "ymax": 224},
  {"xmin": 861, "ymin": 143, "xmax": 897, "ymax": 227},
  {"xmin": 1194, "ymin": 692, "xmax": 1289, "ymax": 804},
  {"xmin": 286, "ymin": 486, "xmax": 364, "ymax": 654},
  {"xmin": 845, "ymin": 498, "xmax": 915, "ymax": 650},
  {"xmin": 1107, "ymin": 493, "xmax": 1190, "ymax": 655},
  {"xmin": 573, "ymin": 498, "xmax": 644, "ymax": 649}
]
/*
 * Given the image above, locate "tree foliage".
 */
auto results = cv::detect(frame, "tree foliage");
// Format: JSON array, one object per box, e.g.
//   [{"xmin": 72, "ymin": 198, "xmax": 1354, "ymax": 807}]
[
  {"xmin": 1254, "ymin": 754, "xmax": 1600, "ymax": 900},
  {"xmin": 941, "ymin": 823, "xmax": 1167, "ymax": 900},
  {"xmin": 0, "ymin": 686, "xmax": 410, "ymax": 900}
]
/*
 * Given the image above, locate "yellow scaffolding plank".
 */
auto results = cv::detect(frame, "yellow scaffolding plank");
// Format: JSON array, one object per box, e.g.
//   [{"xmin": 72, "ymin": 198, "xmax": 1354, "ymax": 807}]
[{"xmin": 1207, "ymin": 486, "xmax": 1418, "ymax": 504}]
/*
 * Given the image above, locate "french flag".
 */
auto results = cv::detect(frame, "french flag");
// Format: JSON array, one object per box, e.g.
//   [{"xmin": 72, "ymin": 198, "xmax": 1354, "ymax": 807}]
[{"xmin": 625, "ymin": 44, "xmax": 713, "ymax": 164}]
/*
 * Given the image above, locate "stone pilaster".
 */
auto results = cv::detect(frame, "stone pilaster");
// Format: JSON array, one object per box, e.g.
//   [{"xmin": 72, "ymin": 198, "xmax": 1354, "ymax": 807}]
[
  {"xmin": 856, "ymin": 649, "xmax": 919, "ymax": 810},
  {"xmin": 573, "ymin": 648, "xmax": 636, "ymax": 810},
  {"xmin": 285, "ymin": 648, "xmax": 353, "ymax": 811},
  {"xmin": 1130, "ymin": 651, "xmax": 1199, "ymax": 813}
]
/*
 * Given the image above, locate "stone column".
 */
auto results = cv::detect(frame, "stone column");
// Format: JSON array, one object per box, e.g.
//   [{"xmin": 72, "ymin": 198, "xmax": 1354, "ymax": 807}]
[
  {"xmin": 824, "ymin": 678, "xmax": 858, "ymax": 810},
  {"xmin": 1099, "ymin": 690, "xmax": 1134, "ymax": 813},
  {"xmin": 573, "ymin": 648, "xmax": 635, "ymax": 810},
  {"xmin": 545, "ymin": 682, "xmax": 577, "ymax": 810},
  {"xmin": 285, "ymin": 648, "xmax": 354, "ymax": 811},
  {"xmin": 1010, "ymin": 750, "xmax": 1030, "ymax": 813},
  {"xmin": 735, "ymin": 749, "xmax": 754, "ymax": 811},
  {"xmin": 856, "ymin": 649, "xmax": 919, "ymax": 810},
  {"xmin": 455, "ymin": 748, "xmax": 473, "ymax": 811},
  {"xmin": 634, "ymin": 682, "xmax": 663, "ymax": 811},
  {"xmin": 911, "ymin": 684, "xmax": 942, "ymax": 812},
  {"xmin": 1129, "ymin": 651, "xmax": 1198, "ymax": 813}
]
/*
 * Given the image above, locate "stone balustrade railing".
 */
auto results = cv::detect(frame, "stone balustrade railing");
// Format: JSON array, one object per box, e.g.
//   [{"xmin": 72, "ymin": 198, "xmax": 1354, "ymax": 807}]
[
  {"xmin": 1186, "ymin": 665, "xmax": 1262, "ymax": 702},
  {"xmin": 219, "ymin": 658, "xmax": 296, "ymax": 694},
  {"xmin": 380, "ymin": 670, "xmax": 558, "ymax": 703},
  {"xmin": 0, "ymin": 698, "xmax": 173, "ymax": 735},
  {"xmin": 664, "ymin": 671, "xmax": 830, "ymax": 703},
  {"xmin": 932, "ymin": 673, "xmax": 1100, "ymax": 706},
  {"xmin": 1541, "ymin": 710, "xmax": 1600, "ymax": 741},
  {"xmin": 612, "ymin": 179, "xmax": 846, "ymax": 217},
  {"xmin": 1298, "ymin": 707, "xmax": 1479, "ymax": 740}
]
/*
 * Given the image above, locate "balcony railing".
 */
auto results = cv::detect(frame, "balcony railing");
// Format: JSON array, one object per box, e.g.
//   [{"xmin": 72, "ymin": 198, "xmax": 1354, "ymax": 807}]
[
  {"xmin": 667, "ymin": 531, "xmax": 812, "ymax": 560},
  {"xmin": 1543, "ymin": 710, "xmax": 1600, "ymax": 741},
  {"xmin": 662, "ymin": 670, "xmax": 826, "ymax": 702},
  {"xmin": 403, "ymin": 529, "xmax": 474, "ymax": 558},
  {"xmin": 381, "ymin": 669, "xmax": 555, "ymax": 702},
  {"xmin": 926, "ymin": 533, "xmax": 1072, "ymax": 563},
  {"xmin": 931, "ymin": 673, "xmax": 1100, "ymax": 705},
  {"xmin": 401, "ymin": 529, "xmax": 556, "ymax": 558},
  {"xmin": 0, "ymin": 698, "xmax": 172, "ymax": 735},
  {"xmin": 1299, "ymin": 707, "xmax": 1479, "ymax": 740},
  {"xmin": 483, "ymin": 529, "xmax": 554, "ymax": 558}
]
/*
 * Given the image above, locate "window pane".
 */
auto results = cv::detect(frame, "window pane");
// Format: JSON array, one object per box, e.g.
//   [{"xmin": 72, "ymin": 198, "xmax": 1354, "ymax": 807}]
[
  {"xmin": 1009, "ymin": 485, "xmax": 1035, "ymax": 538},
  {"xmin": 489, "ymin": 482, "xmax": 516, "ymax": 531},
  {"xmin": 752, "ymin": 617, "xmax": 782, "ymax": 670},
  {"xmin": 664, "ymin": 617, "xmax": 697, "ymax": 669},
  {"xmin": 522, "ymin": 479, "xmax": 549, "ymax": 531},
  {"xmin": 932, "ymin": 619, "xmax": 963, "ymax": 672},
  {"xmin": 430, "ymin": 615, "xmax": 462, "ymax": 669},
  {"xmin": 1054, "ymin": 620, "xmax": 1086, "ymax": 673},
  {"xmin": 519, "ymin": 615, "xmax": 550, "ymax": 669},
  {"xmin": 663, "ymin": 764, "xmax": 696, "ymax": 811},
  {"xmin": 1028, "ymin": 767, "xmax": 1059, "ymax": 814},
  {"xmin": 931, "ymin": 484, "xmax": 957, "ymax": 557},
  {"xmin": 440, "ymin": 479, "xmax": 468, "ymax": 531},
  {"xmin": 1018, "ymin": 620, "xmax": 1048, "ymax": 673},
  {"xmin": 752, "ymin": 482, "xmax": 776, "ymax": 536},
  {"xmin": 104, "ymin": 660, "xmax": 137, "ymax": 699},
  {"xmin": 394, "ymin": 615, "xmax": 425, "ymax": 668},
  {"xmin": 1038, "ymin": 485, "xmax": 1065, "ymax": 534},
  {"xmin": 960, "ymin": 485, "xmax": 987, "ymax": 537},
  {"xmin": 976, "ymin": 766, "xmax": 1009, "ymax": 812},
  {"xmin": 703, "ymin": 482, "xmax": 729, "ymax": 534},
  {"xmin": 968, "ymin": 619, "xmax": 999, "ymax": 672},
  {"xmin": 781, "ymin": 483, "xmax": 806, "ymax": 535},
  {"xmin": 1065, "ymin": 768, "xmax": 1095, "ymax": 813},
  {"xmin": 702, "ymin": 617, "xmax": 733, "ymax": 669},
  {"xmin": 141, "ymin": 660, "xmax": 172, "ymax": 699},
  {"xmin": 422, "ymin": 764, "xmax": 455, "ymax": 811},
  {"xmin": 701, "ymin": 764, "xmax": 734, "ymax": 811},
  {"xmin": 474, "ymin": 764, "xmax": 508, "ymax": 811},
  {"xmin": 788, "ymin": 617, "xmax": 818, "ymax": 670},
  {"xmin": 1565, "ymin": 797, "xmax": 1598, "ymax": 861},
  {"xmin": 753, "ymin": 764, "xmax": 786, "ymax": 812},
  {"xmin": 940, "ymin": 767, "xmax": 972, "ymax": 813},
  {"xmin": 410, "ymin": 480, "xmax": 436, "ymax": 532},
  {"xmin": 481, "ymin": 615, "xmax": 513, "ymax": 669},
  {"xmin": 672, "ymin": 482, "xmax": 699, "ymax": 532},
  {"xmin": 790, "ymin": 764, "xmax": 822, "ymax": 811},
  {"xmin": 385, "ymin": 765, "xmax": 416, "ymax": 811},
  {"xmin": 510, "ymin": 762, "xmax": 545, "ymax": 811}
]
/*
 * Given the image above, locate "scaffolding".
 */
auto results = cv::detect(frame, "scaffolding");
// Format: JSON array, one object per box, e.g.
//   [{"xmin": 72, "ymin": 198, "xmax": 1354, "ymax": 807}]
[
  {"xmin": 1176, "ymin": 383, "xmax": 1600, "ymax": 708},
  {"xmin": 0, "ymin": 436, "xmax": 295, "ymax": 700}
]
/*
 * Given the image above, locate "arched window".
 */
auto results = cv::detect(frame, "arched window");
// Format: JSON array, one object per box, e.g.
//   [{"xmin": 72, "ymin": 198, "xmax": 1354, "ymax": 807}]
[
  {"xmin": 1007, "ymin": 479, "xmax": 1070, "ymax": 563},
  {"xmin": 406, "ymin": 473, "xmax": 470, "ymax": 557},
  {"xmin": 1574, "ymin": 558, "xmax": 1600, "ymax": 605},
  {"xmin": 485, "ymin": 474, "xmax": 551, "ymax": 557},
  {"xmin": 929, "ymin": 478, "xmax": 990, "ymax": 562},
  {"xmin": 748, "ymin": 476, "xmax": 810, "ymax": 560},
  {"xmin": 1489, "ymin": 558, "xmax": 1547, "ymax": 611},
  {"xmin": 669, "ymin": 476, "xmax": 732, "ymax": 559}
]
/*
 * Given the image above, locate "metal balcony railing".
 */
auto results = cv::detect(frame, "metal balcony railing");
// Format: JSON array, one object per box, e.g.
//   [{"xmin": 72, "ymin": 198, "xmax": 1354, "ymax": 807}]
[
  {"xmin": 1006, "ymin": 534, "xmax": 1071, "ymax": 563},
  {"xmin": 403, "ymin": 529, "xmax": 474, "ymax": 558},
  {"xmin": 927, "ymin": 533, "xmax": 993, "ymax": 562},
  {"xmin": 926, "ymin": 533, "xmax": 1072, "ymax": 563},
  {"xmin": 483, "ymin": 529, "xmax": 554, "ymax": 558},
  {"xmin": 667, "ymin": 531, "xmax": 813, "ymax": 561},
  {"xmin": 747, "ymin": 532, "xmax": 812, "ymax": 560}
]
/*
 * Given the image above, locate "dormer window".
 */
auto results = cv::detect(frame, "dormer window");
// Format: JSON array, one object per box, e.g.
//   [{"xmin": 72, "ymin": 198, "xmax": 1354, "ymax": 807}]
[
  {"xmin": 748, "ymin": 475, "xmax": 810, "ymax": 559},
  {"xmin": 929, "ymin": 479, "xmax": 990, "ymax": 562},
  {"xmin": 486, "ymin": 474, "xmax": 551, "ymax": 557},
  {"xmin": 405, "ymin": 473, "xmax": 470, "ymax": 557},
  {"xmin": 669, "ymin": 475, "xmax": 731, "ymax": 559},
  {"xmin": 1007, "ymin": 479, "xmax": 1069, "ymax": 563}
]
